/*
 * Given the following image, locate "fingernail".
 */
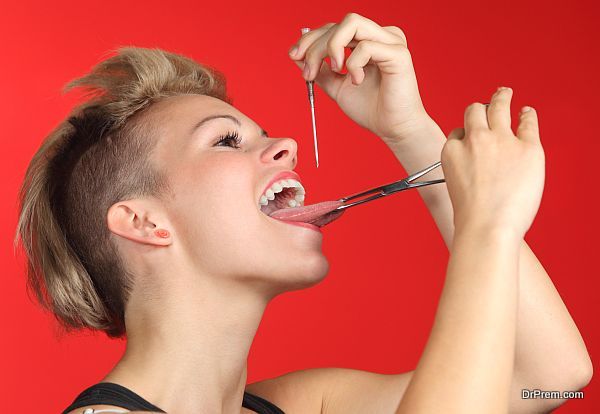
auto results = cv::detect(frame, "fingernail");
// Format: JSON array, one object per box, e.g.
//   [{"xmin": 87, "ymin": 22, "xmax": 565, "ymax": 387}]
[
  {"xmin": 288, "ymin": 45, "xmax": 298, "ymax": 57},
  {"xmin": 303, "ymin": 62, "xmax": 310, "ymax": 79},
  {"xmin": 330, "ymin": 58, "xmax": 337, "ymax": 71},
  {"xmin": 521, "ymin": 106, "xmax": 532, "ymax": 113}
]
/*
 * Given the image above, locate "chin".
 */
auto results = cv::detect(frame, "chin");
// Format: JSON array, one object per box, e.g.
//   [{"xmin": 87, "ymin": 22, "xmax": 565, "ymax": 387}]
[{"xmin": 281, "ymin": 250, "xmax": 330, "ymax": 292}]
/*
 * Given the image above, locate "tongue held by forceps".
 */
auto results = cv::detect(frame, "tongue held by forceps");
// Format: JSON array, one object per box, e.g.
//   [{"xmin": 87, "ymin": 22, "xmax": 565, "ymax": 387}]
[{"xmin": 269, "ymin": 161, "xmax": 445, "ymax": 227}]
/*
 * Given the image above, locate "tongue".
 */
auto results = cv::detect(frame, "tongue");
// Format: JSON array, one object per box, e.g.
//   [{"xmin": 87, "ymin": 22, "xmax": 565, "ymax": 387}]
[{"xmin": 269, "ymin": 200, "xmax": 344, "ymax": 227}]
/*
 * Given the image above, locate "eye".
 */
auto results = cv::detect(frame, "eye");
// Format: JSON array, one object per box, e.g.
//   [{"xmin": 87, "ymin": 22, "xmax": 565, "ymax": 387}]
[{"xmin": 214, "ymin": 130, "xmax": 242, "ymax": 148}]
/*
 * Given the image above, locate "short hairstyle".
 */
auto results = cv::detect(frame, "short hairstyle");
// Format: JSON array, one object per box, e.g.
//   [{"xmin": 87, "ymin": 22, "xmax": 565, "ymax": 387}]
[{"xmin": 14, "ymin": 46, "xmax": 230, "ymax": 338}]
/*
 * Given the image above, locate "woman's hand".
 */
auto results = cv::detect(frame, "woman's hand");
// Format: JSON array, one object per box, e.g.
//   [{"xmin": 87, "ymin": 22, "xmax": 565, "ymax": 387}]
[
  {"xmin": 288, "ymin": 13, "xmax": 430, "ymax": 143},
  {"xmin": 441, "ymin": 87, "xmax": 545, "ymax": 238}
]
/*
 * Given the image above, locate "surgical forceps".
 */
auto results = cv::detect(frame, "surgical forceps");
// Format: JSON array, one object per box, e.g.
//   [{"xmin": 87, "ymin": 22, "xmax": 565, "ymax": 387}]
[{"xmin": 334, "ymin": 160, "xmax": 445, "ymax": 211}]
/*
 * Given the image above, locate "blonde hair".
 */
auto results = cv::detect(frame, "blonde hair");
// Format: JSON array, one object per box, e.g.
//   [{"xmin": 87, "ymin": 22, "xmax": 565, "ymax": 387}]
[{"xmin": 14, "ymin": 46, "xmax": 230, "ymax": 338}]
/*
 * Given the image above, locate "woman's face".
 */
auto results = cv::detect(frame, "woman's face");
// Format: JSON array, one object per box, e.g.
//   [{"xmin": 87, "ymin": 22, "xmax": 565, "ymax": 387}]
[{"xmin": 149, "ymin": 94, "xmax": 330, "ymax": 292}]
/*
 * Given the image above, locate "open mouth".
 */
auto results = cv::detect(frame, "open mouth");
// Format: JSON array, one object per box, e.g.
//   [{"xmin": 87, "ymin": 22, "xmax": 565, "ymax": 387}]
[{"xmin": 258, "ymin": 175, "xmax": 344, "ymax": 228}]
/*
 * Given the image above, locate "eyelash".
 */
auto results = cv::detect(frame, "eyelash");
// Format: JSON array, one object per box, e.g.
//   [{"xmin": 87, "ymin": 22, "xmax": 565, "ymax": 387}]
[{"xmin": 214, "ymin": 130, "xmax": 242, "ymax": 148}]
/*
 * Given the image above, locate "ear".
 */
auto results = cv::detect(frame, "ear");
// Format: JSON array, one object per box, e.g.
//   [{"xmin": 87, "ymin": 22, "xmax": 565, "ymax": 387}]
[{"xmin": 107, "ymin": 199, "xmax": 172, "ymax": 247}]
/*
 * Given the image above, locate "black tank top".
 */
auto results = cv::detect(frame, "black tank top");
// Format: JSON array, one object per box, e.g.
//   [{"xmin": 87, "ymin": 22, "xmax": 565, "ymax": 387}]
[{"xmin": 62, "ymin": 382, "xmax": 285, "ymax": 414}]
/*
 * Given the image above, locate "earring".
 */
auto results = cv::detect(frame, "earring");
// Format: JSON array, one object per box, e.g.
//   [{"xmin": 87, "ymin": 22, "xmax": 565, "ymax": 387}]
[{"xmin": 154, "ymin": 229, "xmax": 170, "ymax": 238}]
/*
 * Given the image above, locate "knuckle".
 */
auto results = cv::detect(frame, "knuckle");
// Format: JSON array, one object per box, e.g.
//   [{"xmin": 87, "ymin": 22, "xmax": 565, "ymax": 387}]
[
  {"xmin": 303, "ymin": 44, "xmax": 320, "ymax": 64},
  {"xmin": 395, "ymin": 43, "xmax": 411, "ymax": 57},
  {"xmin": 520, "ymin": 126, "xmax": 539, "ymax": 137},
  {"xmin": 303, "ymin": 43, "xmax": 314, "ymax": 59},
  {"xmin": 441, "ymin": 140, "xmax": 458, "ymax": 161},
  {"xmin": 388, "ymin": 25, "xmax": 407, "ymax": 40},
  {"xmin": 345, "ymin": 55, "xmax": 358, "ymax": 70},
  {"xmin": 344, "ymin": 12, "xmax": 361, "ymax": 23},
  {"xmin": 389, "ymin": 25, "xmax": 403, "ymax": 34},
  {"xmin": 326, "ymin": 35, "xmax": 338, "ymax": 50},
  {"xmin": 354, "ymin": 40, "xmax": 370, "ymax": 52},
  {"xmin": 441, "ymin": 144, "xmax": 450, "ymax": 161}
]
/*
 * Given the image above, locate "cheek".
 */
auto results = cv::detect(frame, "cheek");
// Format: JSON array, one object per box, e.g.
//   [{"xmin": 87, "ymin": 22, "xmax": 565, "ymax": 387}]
[{"xmin": 168, "ymin": 156, "xmax": 260, "ymax": 255}]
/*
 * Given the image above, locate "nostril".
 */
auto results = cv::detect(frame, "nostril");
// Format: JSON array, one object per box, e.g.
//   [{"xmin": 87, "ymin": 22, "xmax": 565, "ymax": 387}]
[{"xmin": 273, "ymin": 149, "xmax": 288, "ymax": 160}]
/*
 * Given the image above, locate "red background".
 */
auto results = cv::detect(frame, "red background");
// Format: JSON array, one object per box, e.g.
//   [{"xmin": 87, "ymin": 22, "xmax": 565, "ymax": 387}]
[{"xmin": 1, "ymin": 0, "xmax": 598, "ymax": 412}]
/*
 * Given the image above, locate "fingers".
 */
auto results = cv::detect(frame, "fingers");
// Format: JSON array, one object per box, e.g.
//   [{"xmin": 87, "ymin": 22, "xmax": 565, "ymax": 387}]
[
  {"xmin": 289, "ymin": 48, "xmax": 346, "ymax": 99},
  {"xmin": 516, "ymin": 106, "xmax": 540, "ymax": 143},
  {"xmin": 486, "ymin": 87, "xmax": 513, "ymax": 131},
  {"xmin": 464, "ymin": 103, "xmax": 489, "ymax": 132},
  {"xmin": 301, "ymin": 26, "xmax": 356, "ymax": 80},
  {"xmin": 288, "ymin": 23, "xmax": 334, "ymax": 61},
  {"xmin": 291, "ymin": 24, "xmax": 339, "ymax": 80},
  {"xmin": 344, "ymin": 41, "xmax": 410, "ymax": 84},
  {"xmin": 462, "ymin": 92, "xmax": 540, "ymax": 146},
  {"xmin": 461, "ymin": 89, "xmax": 539, "ymax": 142},
  {"xmin": 326, "ymin": 13, "xmax": 406, "ymax": 72},
  {"xmin": 289, "ymin": 13, "xmax": 407, "ymax": 81}
]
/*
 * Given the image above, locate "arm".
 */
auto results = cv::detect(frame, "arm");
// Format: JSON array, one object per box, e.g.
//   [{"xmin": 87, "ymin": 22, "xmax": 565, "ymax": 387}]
[
  {"xmin": 289, "ymin": 13, "xmax": 591, "ymax": 413},
  {"xmin": 384, "ymin": 114, "xmax": 593, "ymax": 412},
  {"xmin": 397, "ymin": 223, "xmax": 520, "ymax": 413}
]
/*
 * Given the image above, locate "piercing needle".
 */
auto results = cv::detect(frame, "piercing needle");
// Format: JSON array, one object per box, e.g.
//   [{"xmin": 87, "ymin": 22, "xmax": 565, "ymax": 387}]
[{"xmin": 300, "ymin": 27, "xmax": 319, "ymax": 168}]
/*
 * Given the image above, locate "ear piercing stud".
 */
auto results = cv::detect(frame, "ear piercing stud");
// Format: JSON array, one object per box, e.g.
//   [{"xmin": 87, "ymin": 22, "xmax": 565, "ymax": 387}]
[{"xmin": 154, "ymin": 229, "xmax": 170, "ymax": 238}]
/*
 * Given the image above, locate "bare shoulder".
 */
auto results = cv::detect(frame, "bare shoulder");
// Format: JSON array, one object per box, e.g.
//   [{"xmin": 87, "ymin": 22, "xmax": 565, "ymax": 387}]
[{"xmin": 246, "ymin": 367, "xmax": 414, "ymax": 414}]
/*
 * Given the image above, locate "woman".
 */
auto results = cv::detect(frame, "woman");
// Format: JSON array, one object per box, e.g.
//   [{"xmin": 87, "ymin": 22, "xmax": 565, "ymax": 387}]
[{"xmin": 15, "ymin": 13, "xmax": 591, "ymax": 414}]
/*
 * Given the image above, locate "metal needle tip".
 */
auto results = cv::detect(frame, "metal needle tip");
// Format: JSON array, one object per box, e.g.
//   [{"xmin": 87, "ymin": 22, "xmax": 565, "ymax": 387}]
[
  {"xmin": 310, "ymin": 92, "xmax": 319, "ymax": 168},
  {"xmin": 301, "ymin": 27, "xmax": 319, "ymax": 168}
]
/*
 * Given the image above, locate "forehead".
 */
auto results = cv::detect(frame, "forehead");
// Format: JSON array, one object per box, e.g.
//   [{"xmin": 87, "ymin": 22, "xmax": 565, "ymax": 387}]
[
  {"xmin": 147, "ymin": 94, "xmax": 252, "ymax": 147},
  {"xmin": 151, "ymin": 94, "xmax": 243, "ymax": 123}
]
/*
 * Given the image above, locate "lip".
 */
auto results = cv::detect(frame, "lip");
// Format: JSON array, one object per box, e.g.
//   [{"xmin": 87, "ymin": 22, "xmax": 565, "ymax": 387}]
[
  {"xmin": 258, "ymin": 170, "xmax": 302, "ymax": 204},
  {"xmin": 272, "ymin": 218, "xmax": 322, "ymax": 233},
  {"xmin": 258, "ymin": 170, "xmax": 320, "ymax": 234}
]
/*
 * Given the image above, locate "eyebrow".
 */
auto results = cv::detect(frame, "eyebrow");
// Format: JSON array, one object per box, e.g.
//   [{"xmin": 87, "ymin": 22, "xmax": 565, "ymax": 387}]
[{"xmin": 190, "ymin": 114, "xmax": 268, "ymax": 137}]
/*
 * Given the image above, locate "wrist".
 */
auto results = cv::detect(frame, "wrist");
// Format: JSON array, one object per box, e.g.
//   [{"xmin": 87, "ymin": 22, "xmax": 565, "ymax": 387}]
[
  {"xmin": 454, "ymin": 220, "xmax": 522, "ymax": 245},
  {"xmin": 380, "ymin": 110, "xmax": 438, "ymax": 145},
  {"xmin": 380, "ymin": 115, "xmax": 447, "ymax": 170}
]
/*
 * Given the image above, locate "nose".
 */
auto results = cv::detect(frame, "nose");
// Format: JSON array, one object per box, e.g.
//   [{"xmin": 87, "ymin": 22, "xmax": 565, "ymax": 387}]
[{"xmin": 260, "ymin": 137, "xmax": 298, "ymax": 169}]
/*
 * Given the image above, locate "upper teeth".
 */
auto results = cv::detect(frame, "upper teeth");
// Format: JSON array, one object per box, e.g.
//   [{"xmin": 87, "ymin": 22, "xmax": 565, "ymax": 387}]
[{"xmin": 259, "ymin": 179, "xmax": 306, "ymax": 207}]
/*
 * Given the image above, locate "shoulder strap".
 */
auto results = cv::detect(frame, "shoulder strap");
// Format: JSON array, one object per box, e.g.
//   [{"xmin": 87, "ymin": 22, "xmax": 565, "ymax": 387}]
[
  {"xmin": 61, "ymin": 382, "xmax": 165, "ymax": 413},
  {"xmin": 243, "ymin": 391, "xmax": 286, "ymax": 414},
  {"xmin": 62, "ymin": 382, "xmax": 285, "ymax": 414}
]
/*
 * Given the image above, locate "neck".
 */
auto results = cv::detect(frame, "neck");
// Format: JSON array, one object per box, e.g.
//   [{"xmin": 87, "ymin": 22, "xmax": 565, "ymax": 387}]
[{"xmin": 103, "ymin": 268, "xmax": 271, "ymax": 414}]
